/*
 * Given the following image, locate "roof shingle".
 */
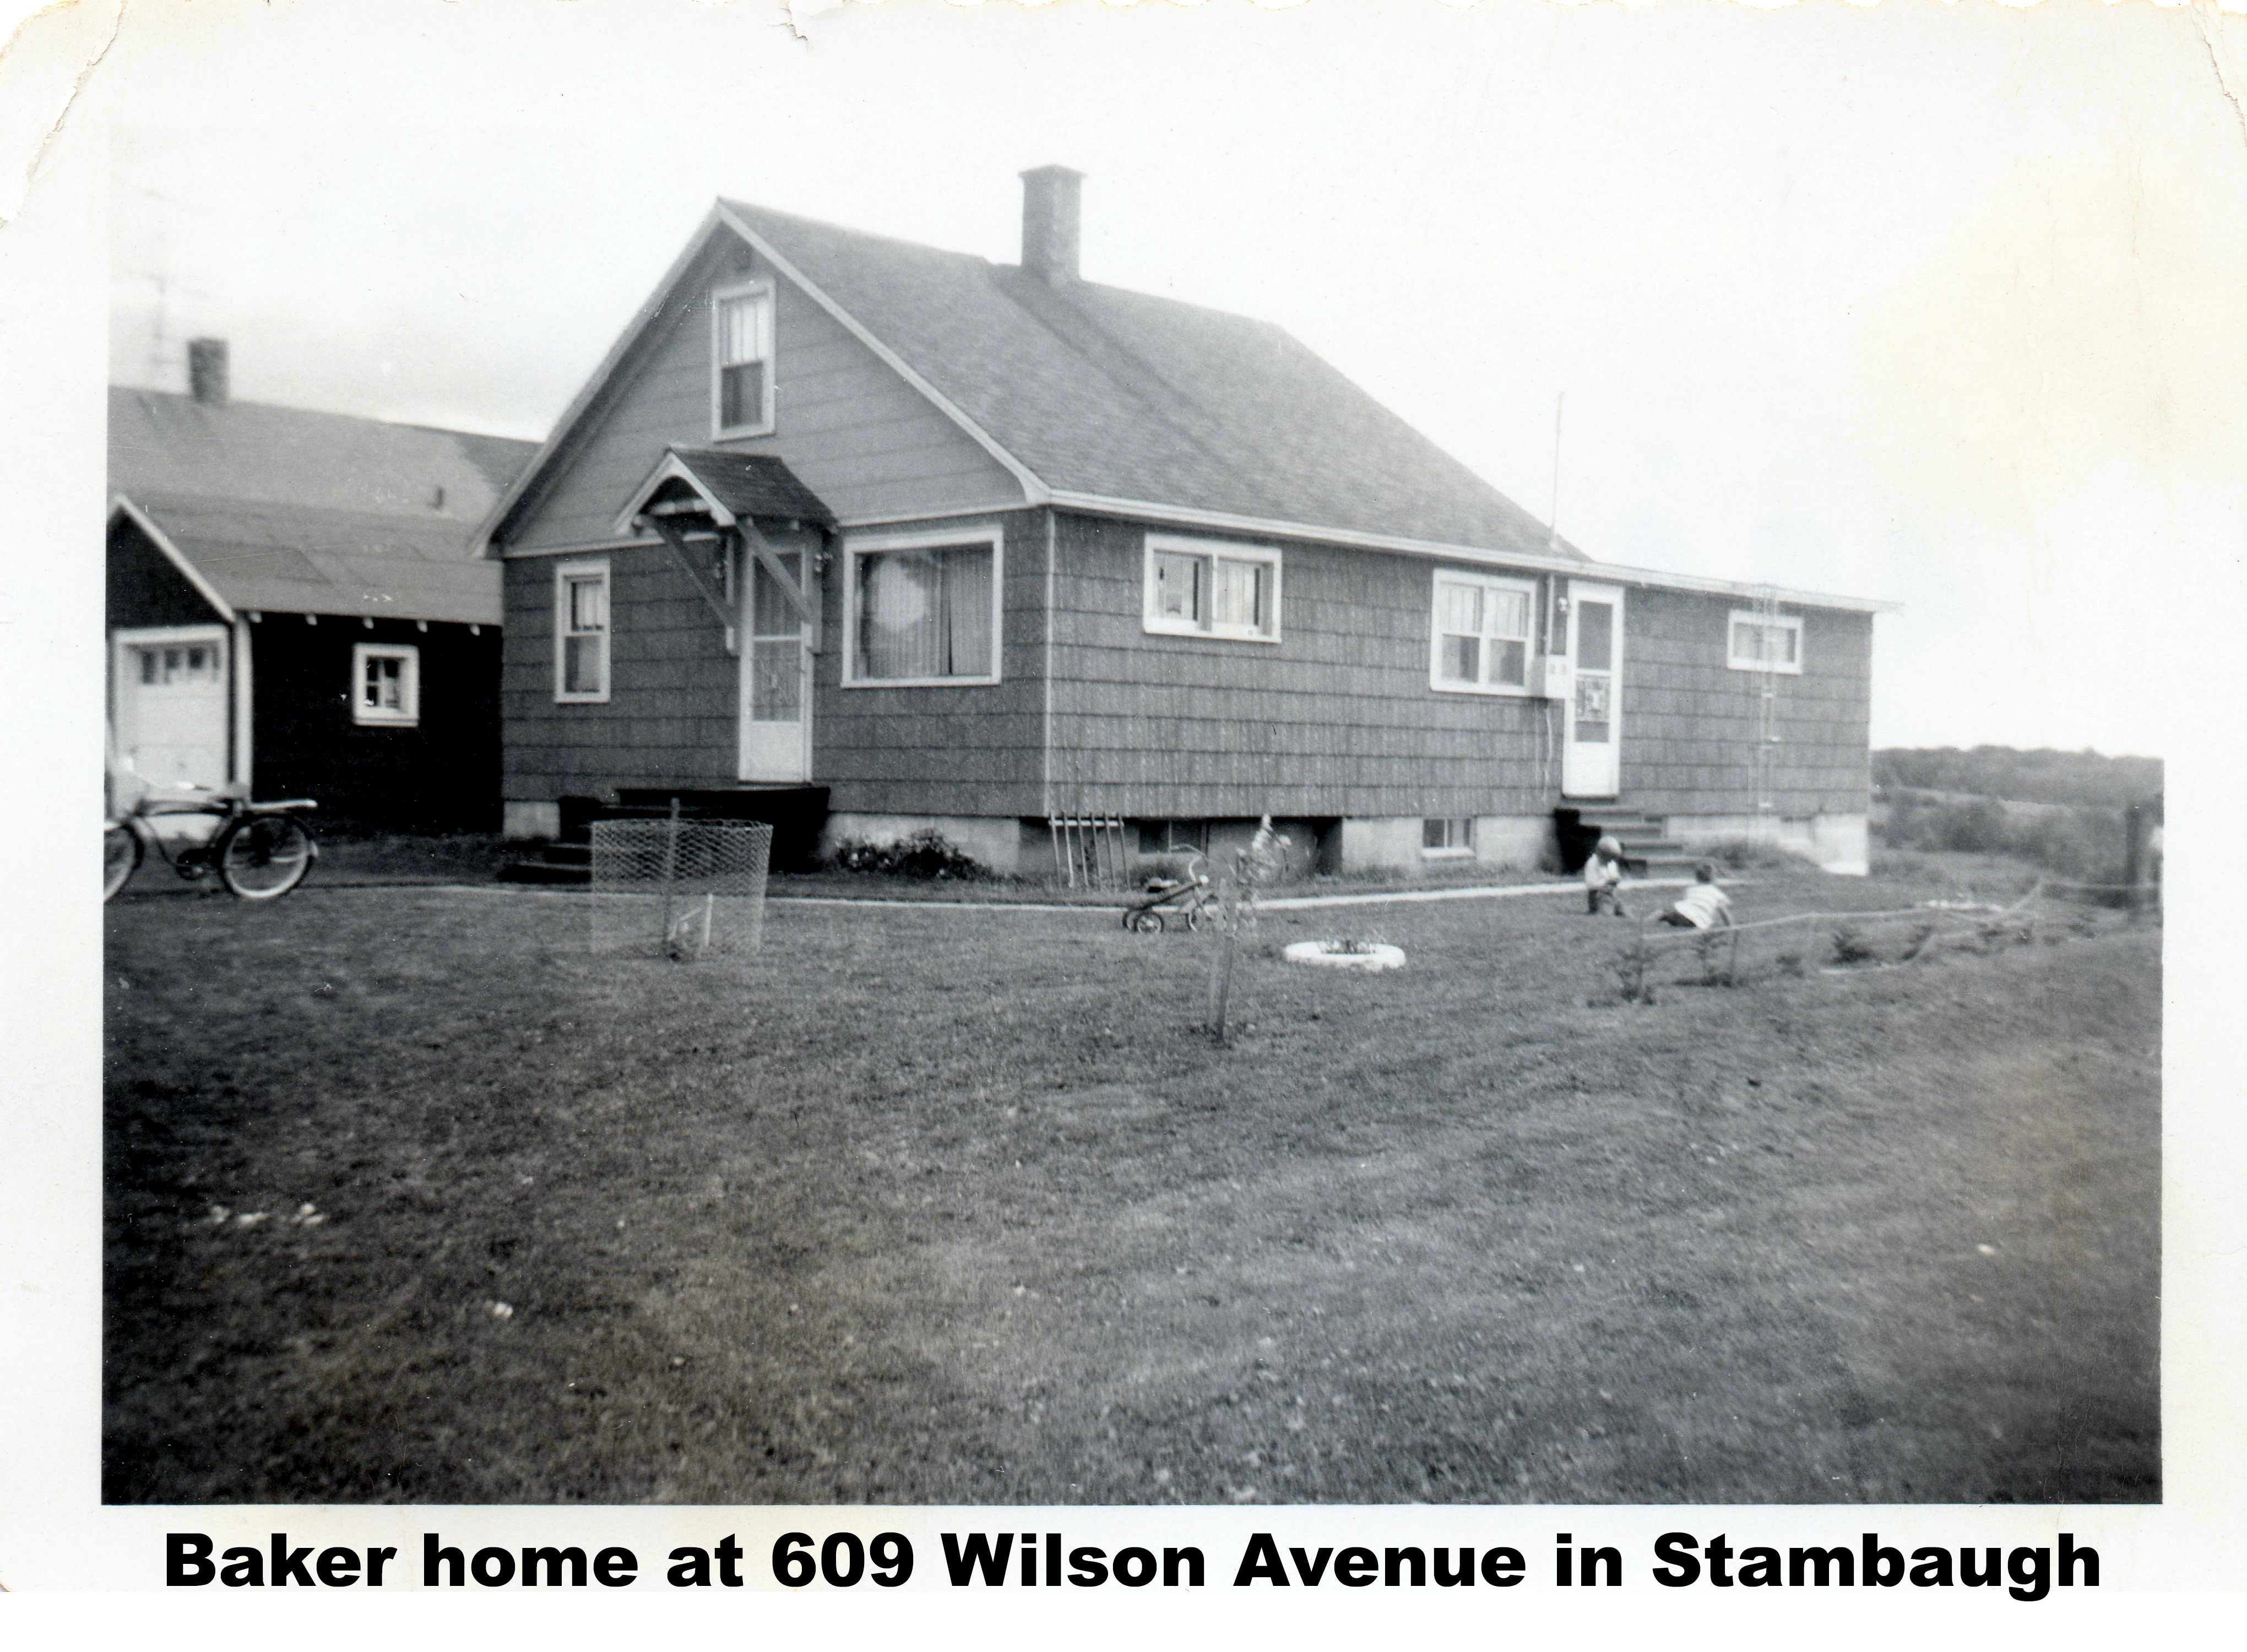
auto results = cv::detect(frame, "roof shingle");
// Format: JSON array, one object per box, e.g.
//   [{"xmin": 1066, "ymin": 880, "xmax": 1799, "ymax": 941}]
[{"xmin": 717, "ymin": 199, "xmax": 1582, "ymax": 559}]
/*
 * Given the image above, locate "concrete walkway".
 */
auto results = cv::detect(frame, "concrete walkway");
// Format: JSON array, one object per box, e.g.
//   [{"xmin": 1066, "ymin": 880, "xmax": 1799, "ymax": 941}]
[{"xmin": 383, "ymin": 876, "xmax": 1695, "ymax": 913}]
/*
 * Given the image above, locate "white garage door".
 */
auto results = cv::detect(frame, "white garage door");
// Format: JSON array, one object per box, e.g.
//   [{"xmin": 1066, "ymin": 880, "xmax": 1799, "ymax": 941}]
[{"xmin": 115, "ymin": 627, "xmax": 229, "ymax": 789}]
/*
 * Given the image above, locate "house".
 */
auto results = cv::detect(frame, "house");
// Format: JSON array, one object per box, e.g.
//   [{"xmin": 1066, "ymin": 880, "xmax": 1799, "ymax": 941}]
[
  {"xmin": 107, "ymin": 341, "xmax": 538, "ymax": 833},
  {"xmin": 479, "ymin": 169, "xmax": 1886, "ymax": 877}
]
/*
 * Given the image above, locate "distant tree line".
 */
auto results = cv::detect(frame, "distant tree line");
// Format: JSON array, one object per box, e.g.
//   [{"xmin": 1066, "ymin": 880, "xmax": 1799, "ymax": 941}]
[
  {"xmin": 1873, "ymin": 746, "xmax": 2163, "ymax": 808},
  {"xmin": 1873, "ymin": 745, "xmax": 2161, "ymax": 886}
]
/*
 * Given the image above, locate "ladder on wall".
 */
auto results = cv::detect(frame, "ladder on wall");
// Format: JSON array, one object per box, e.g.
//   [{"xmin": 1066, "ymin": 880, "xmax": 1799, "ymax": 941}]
[{"xmin": 1751, "ymin": 584, "xmax": 1782, "ymax": 846}]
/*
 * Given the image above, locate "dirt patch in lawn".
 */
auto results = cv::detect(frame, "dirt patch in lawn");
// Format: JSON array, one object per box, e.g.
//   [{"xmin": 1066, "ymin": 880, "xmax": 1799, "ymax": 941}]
[{"xmin": 103, "ymin": 860, "xmax": 2157, "ymax": 1503}]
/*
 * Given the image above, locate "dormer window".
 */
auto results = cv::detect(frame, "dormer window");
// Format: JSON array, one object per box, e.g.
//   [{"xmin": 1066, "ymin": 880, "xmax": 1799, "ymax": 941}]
[{"xmin": 712, "ymin": 281, "xmax": 776, "ymax": 438}]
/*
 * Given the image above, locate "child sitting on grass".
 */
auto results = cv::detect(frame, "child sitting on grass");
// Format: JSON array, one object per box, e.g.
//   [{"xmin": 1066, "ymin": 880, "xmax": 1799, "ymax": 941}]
[
  {"xmin": 1657, "ymin": 861, "xmax": 1734, "ymax": 928},
  {"xmin": 1584, "ymin": 835, "xmax": 1629, "ymax": 916}
]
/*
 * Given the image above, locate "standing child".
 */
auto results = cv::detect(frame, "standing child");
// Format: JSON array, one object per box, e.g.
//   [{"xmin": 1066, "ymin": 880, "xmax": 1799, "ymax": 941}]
[
  {"xmin": 1658, "ymin": 861, "xmax": 1734, "ymax": 929},
  {"xmin": 1584, "ymin": 835, "xmax": 1628, "ymax": 916}
]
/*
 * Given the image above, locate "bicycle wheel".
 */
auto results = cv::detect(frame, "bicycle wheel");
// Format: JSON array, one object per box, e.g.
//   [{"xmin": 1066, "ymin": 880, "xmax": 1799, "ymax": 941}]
[
  {"xmin": 103, "ymin": 824, "xmax": 143, "ymax": 902},
  {"xmin": 216, "ymin": 815, "xmax": 314, "ymax": 899}
]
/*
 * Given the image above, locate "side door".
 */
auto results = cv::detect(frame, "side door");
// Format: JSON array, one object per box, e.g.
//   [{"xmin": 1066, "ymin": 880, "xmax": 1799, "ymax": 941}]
[
  {"xmin": 1561, "ymin": 580, "xmax": 1622, "ymax": 799},
  {"xmin": 737, "ymin": 547, "xmax": 811, "ymax": 783}
]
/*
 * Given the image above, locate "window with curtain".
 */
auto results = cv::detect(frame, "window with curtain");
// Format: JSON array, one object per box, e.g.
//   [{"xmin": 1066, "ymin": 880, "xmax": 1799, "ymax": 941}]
[
  {"xmin": 850, "ymin": 539, "xmax": 998, "ymax": 683},
  {"xmin": 1430, "ymin": 570, "xmax": 1535, "ymax": 692},
  {"xmin": 555, "ymin": 561, "xmax": 611, "ymax": 702}
]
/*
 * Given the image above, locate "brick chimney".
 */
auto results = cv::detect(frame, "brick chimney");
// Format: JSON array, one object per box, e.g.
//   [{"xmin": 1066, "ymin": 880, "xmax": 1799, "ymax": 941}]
[
  {"xmin": 188, "ymin": 338, "xmax": 230, "ymax": 406},
  {"xmin": 1019, "ymin": 166, "xmax": 1083, "ymax": 287}
]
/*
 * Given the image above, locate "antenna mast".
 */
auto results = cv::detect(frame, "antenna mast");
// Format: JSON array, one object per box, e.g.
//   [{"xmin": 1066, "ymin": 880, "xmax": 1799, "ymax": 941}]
[{"xmin": 1548, "ymin": 390, "xmax": 1564, "ymax": 552}]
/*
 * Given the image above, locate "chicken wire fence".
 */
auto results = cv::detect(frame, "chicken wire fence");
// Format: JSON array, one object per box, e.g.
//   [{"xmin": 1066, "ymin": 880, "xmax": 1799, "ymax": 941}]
[{"xmin": 588, "ymin": 817, "xmax": 772, "ymax": 960}]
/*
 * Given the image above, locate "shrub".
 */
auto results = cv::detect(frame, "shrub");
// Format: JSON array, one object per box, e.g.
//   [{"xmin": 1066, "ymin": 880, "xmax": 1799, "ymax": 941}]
[
  {"xmin": 829, "ymin": 829, "xmax": 991, "ymax": 881},
  {"xmin": 1830, "ymin": 925, "xmax": 1877, "ymax": 965},
  {"xmin": 1701, "ymin": 836, "xmax": 1800, "ymax": 871}
]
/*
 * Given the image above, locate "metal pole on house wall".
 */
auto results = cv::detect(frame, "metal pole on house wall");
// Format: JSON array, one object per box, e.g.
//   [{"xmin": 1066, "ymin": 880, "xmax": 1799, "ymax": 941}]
[{"xmin": 1549, "ymin": 391, "xmax": 1565, "ymax": 553}]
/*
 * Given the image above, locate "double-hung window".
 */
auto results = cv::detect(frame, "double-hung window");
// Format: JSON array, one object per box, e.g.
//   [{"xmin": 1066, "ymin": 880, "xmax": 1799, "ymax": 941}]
[
  {"xmin": 712, "ymin": 281, "xmax": 776, "ymax": 438},
  {"xmin": 351, "ymin": 643, "xmax": 420, "ymax": 726},
  {"xmin": 555, "ymin": 560, "xmax": 611, "ymax": 703},
  {"xmin": 1430, "ymin": 569, "xmax": 1536, "ymax": 693},
  {"xmin": 1143, "ymin": 534, "xmax": 1281, "ymax": 642},
  {"xmin": 844, "ymin": 527, "xmax": 1002, "ymax": 686},
  {"xmin": 1728, "ymin": 611, "xmax": 1803, "ymax": 673}
]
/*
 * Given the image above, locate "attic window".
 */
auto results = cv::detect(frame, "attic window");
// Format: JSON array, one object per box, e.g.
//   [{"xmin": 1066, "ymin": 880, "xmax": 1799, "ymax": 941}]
[
  {"xmin": 1143, "ymin": 533, "xmax": 1281, "ymax": 643},
  {"xmin": 712, "ymin": 282, "xmax": 776, "ymax": 439}
]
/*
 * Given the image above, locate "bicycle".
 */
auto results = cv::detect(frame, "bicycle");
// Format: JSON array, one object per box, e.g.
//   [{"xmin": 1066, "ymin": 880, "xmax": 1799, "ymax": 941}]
[{"xmin": 105, "ymin": 788, "xmax": 319, "ymax": 903}]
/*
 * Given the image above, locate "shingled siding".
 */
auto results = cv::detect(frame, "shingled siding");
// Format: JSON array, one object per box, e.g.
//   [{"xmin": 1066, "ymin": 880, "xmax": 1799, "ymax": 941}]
[
  {"xmin": 1616, "ymin": 588, "xmax": 1872, "ymax": 818},
  {"xmin": 251, "ymin": 616, "xmax": 501, "ymax": 834},
  {"xmin": 816, "ymin": 508, "xmax": 1049, "ymax": 818},
  {"xmin": 500, "ymin": 541, "xmax": 739, "ymax": 802},
  {"xmin": 507, "ymin": 238, "xmax": 1024, "ymax": 551},
  {"xmin": 1043, "ymin": 513, "xmax": 1561, "ymax": 820}
]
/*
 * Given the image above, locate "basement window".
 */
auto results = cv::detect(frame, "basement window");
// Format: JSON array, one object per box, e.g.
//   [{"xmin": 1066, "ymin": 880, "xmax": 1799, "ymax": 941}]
[
  {"xmin": 1143, "ymin": 534, "xmax": 1282, "ymax": 643},
  {"xmin": 351, "ymin": 643, "xmax": 420, "ymax": 726},
  {"xmin": 1728, "ymin": 611, "xmax": 1804, "ymax": 674},
  {"xmin": 1422, "ymin": 818, "xmax": 1474, "ymax": 857}
]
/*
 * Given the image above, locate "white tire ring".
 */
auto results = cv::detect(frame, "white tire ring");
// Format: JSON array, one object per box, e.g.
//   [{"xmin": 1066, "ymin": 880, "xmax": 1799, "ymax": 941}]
[{"xmin": 1282, "ymin": 941, "xmax": 1407, "ymax": 971}]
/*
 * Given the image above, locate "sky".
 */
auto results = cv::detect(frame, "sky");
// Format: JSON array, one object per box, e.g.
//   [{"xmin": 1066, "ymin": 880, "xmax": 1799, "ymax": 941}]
[{"xmin": 60, "ymin": 0, "xmax": 2247, "ymax": 755}]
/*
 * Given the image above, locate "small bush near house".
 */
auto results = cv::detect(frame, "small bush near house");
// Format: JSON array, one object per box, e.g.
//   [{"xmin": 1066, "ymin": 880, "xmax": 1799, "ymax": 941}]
[
  {"xmin": 830, "ymin": 829, "xmax": 992, "ymax": 881},
  {"xmin": 1700, "ymin": 836, "xmax": 1801, "ymax": 871}
]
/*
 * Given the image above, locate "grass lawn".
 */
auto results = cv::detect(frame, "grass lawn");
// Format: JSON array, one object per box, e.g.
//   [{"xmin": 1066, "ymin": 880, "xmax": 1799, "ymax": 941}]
[{"xmin": 103, "ymin": 854, "xmax": 2158, "ymax": 1504}]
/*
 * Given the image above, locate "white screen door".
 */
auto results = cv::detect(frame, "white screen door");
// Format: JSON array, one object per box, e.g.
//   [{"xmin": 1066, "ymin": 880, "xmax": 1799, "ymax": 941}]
[
  {"xmin": 739, "ymin": 550, "xmax": 810, "ymax": 782},
  {"xmin": 1561, "ymin": 580, "xmax": 1622, "ymax": 798},
  {"xmin": 115, "ymin": 627, "xmax": 230, "ymax": 789}
]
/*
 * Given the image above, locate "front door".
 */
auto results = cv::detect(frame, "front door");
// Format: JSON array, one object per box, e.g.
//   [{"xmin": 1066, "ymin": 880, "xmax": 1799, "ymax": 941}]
[
  {"xmin": 1561, "ymin": 580, "xmax": 1622, "ymax": 798},
  {"xmin": 113, "ymin": 626, "xmax": 230, "ymax": 789},
  {"xmin": 738, "ymin": 550, "xmax": 810, "ymax": 782}
]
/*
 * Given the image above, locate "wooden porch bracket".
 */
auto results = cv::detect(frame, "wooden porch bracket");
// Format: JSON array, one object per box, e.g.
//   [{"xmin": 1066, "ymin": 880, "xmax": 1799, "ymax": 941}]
[
  {"xmin": 739, "ymin": 518, "xmax": 821, "ymax": 654},
  {"xmin": 638, "ymin": 514, "xmax": 739, "ymax": 655}
]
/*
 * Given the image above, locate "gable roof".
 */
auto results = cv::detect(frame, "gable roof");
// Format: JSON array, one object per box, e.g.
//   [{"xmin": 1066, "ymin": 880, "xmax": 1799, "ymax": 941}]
[
  {"xmin": 481, "ymin": 199, "xmax": 1580, "ymax": 564},
  {"xmin": 480, "ymin": 195, "xmax": 1892, "ymax": 615},
  {"xmin": 110, "ymin": 387, "xmax": 538, "ymax": 528},
  {"xmin": 621, "ymin": 448, "xmax": 836, "ymax": 535},
  {"xmin": 108, "ymin": 388, "xmax": 535, "ymax": 626},
  {"xmin": 112, "ymin": 493, "xmax": 502, "ymax": 625},
  {"xmin": 717, "ymin": 199, "xmax": 1579, "ymax": 561}
]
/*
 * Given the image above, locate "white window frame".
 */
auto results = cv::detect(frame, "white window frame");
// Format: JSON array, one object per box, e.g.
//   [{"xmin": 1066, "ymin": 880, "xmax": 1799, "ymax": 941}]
[
  {"xmin": 351, "ymin": 642, "xmax": 420, "ymax": 726},
  {"xmin": 1141, "ymin": 532, "xmax": 1283, "ymax": 644},
  {"xmin": 710, "ymin": 279, "xmax": 778, "ymax": 440},
  {"xmin": 1429, "ymin": 568, "xmax": 1539, "ymax": 695},
  {"xmin": 1421, "ymin": 817, "xmax": 1474, "ymax": 858},
  {"xmin": 554, "ymin": 559, "xmax": 612, "ymax": 704},
  {"xmin": 841, "ymin": 524, "xmax": 1005, "ymax": 689},
  {"xmin": 1727, "ymin": 610, "xmax": 1805, "ymax": 675}
]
